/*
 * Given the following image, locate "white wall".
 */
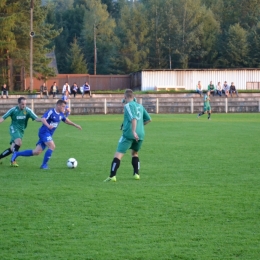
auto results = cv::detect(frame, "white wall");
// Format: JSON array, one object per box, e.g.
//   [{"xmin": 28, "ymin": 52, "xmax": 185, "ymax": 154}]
[{"xmin": 141, "ymin": 69, "xmax": 260, "ymax": 91}]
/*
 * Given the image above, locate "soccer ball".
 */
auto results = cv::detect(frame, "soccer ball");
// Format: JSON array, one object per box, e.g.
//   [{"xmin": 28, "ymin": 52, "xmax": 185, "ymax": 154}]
[{"xmin": 67, "ymin": 158, "xmax": 78, "ymax": 168}]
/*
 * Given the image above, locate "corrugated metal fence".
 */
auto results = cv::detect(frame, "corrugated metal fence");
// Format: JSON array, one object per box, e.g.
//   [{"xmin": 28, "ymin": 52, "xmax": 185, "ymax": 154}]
[{"xmin": 139, "ymin": 69, "xmax": 260, "ymax": 91}]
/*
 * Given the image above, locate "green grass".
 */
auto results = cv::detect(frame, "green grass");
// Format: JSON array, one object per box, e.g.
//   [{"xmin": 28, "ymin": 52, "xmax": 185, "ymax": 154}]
[{"xmin": 0, "ymin": 114, "xmax": 260, "ymax": 260}]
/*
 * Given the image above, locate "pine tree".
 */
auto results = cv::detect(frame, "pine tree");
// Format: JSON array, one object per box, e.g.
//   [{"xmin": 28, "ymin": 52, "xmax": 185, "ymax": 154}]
[
  {"xmin": 114, "ymin": 1, "xmax": 149, "ymax": 73},
  {"xmin": 0, "ymin": 0, "xmax": 61, "ymax": 90},
  {"xmin": 218, "ymin": 23, "xmax": 248, "ymax": 68},
  {"xmin": 0, "ymin": 0, "xmax": 17, "ymax": 87},
  {"xmin": 248, "ymin": 22, "xmax": 260, "ymax": 67},
  {"xmin": 80, "ymin": 0, "xmax": 116, "ymax": 74},
  {"xmin": 66, "ymin": 38, "xmax": 88, "ymax": 73}
]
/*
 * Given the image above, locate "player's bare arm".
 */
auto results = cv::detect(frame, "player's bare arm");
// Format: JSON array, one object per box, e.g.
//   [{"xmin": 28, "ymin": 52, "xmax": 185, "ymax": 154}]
[
  {"xmin": 132, "ymin": 118, "xmax": 139, "ymax": 141},
  {"xmin": 65, "ymin": 118, "xmax": 82, "ymax": 130},
  {"xmin": 0, "ymin": 117, "xmax": 4, "ymax": 124},
  {"xmin": 40, "ymin": 118, "xmax": 53, "ymax": 129}
]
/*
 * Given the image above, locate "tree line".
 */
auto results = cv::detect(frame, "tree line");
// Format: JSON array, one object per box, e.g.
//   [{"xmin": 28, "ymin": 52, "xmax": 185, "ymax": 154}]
[{"xmin": 1, "ymin": 0, "xmax": 260, "ymax": 88}]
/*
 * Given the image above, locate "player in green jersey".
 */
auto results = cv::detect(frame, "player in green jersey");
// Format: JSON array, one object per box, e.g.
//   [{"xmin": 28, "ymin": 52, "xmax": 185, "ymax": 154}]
[
  {"xmin": 104, "ymin": 89, "xmax": 151, "ymax": 182},
  {"xmin": 0, "ymin": 97, "xmax": 48, "ymax": 166},
  {"xmin": 198, "ymin": 91, "xmax": 211, "ymax": 120}
]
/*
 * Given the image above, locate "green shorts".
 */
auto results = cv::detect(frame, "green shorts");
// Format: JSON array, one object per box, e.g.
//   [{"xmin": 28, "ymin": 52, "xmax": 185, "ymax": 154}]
[
  {"xmin": 116, "ymin": 136, "xmax": 143, "ymax": 154},
  {"xmin": 9, "ymin": 126, "xmax": 24, "ymax": 144},
  {"xmin": 204, "ymin": 105, "xmax": 211, "ymax": 112}
]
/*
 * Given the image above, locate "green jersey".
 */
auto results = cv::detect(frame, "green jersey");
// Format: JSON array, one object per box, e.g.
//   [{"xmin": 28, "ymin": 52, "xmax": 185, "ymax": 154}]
[
  {"xmin": 122, "ymin": 101, "xmax": 151, "ymax": 140},
  {"xmin": 2, "ymin": 106, "xmax": 38, "ymax": 133},
  {"xmin": 204, "ymin": 94, "xmax": 210, "ymax": 105},
  {"xmin": 203, "ymin": 94, "xmax": 211, "ymax": 111}
]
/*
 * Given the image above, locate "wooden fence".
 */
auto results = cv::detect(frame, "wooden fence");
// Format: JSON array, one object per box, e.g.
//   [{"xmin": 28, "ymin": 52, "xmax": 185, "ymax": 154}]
[{"xmin": 24, "ymin": 74, "xmax": 131, "ymax": 92}]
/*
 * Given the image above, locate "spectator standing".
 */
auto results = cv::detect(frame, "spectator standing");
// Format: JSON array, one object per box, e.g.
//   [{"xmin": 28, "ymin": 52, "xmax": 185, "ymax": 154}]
[
  {"xmin": 222, "ymin": 81, "xmax": 230, "ymax": 97},
  {"xmin": 1, "ymin": 84, "xmax": 9, "ymax": 99},
  {"xmin": 196, "ymin": 81, "xmax": 203, "ymax": 97},
  {"xmin": 71, "ymin": 83, "xmax": 78, "ymax": 98},
  {"xmin": 81, "ymin": 82, "xmax": 92, "ymax": 97},
  {"xmin": 40, "ymin": 83, "xmax": 49, "ymax": 98},
  {"xmin": 62, "ymin": 82, "xmax": 71, "ymax": 95},
  {"xmin": 208, "ymin": 81, "xmax": 216, "ymax": 96},
  {"xmin": 216, "ymin": 82, "xmax": 222, "ymax": 97},
  {"xmin": 50, "ymin": 82, "xmax": 58, "ymax": 98},
  {"xmin": 230, "ymin": 82, "xmax": 239, "ymax": 97}
]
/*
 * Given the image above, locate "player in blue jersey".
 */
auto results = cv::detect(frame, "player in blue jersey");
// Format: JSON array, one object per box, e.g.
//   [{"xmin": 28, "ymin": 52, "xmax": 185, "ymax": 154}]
[
  {"xmin": 11, "ymin": 100, "xmax": 82, "ymax": 169},
  {"xmin": 62, "ymin": 90, "xmax": 71, "ymax": 117}
]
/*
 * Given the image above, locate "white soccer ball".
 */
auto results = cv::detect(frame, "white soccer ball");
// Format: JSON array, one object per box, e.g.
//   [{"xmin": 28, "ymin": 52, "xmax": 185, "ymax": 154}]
[{"xmin": 67, "ymin": 158, "xmax": 78, "ymax": 168}]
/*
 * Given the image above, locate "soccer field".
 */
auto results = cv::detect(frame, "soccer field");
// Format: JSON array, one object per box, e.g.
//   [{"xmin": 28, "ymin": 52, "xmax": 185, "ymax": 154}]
[{"xmin": 0, "ymin": 114, "xmax": 259, "ymax": 260}]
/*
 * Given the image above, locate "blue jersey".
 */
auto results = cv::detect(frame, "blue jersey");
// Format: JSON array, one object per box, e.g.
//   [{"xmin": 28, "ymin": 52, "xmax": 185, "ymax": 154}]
[
  {"xmin": 62, "ymin": 95, "xmax": 68, "ymax": 101},
  {"xmin": 38, "ymin": 108, "xmax": 66, "ymax": 136}
]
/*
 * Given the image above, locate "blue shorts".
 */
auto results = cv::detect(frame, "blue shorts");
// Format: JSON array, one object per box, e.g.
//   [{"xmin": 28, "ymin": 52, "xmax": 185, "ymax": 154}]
[{"xmin": 36, "ymin": 132, "xmax": 53, "ymax": 150}]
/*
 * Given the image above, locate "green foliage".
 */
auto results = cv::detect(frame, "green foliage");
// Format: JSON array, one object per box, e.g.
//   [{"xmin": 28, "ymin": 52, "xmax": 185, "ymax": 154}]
[
  {"xmin": 114, "ymin": 2, "xmax": 149, "ymax": 73},
  {"xmin": 80, "ymin": 0, "xmax": 116, "ymax": 74},
  {"xmin": 3, "ymin": 0, "xmax": 260, "ymax": 81},
  {"xmin": 66, "ymin": 37, "xmax": 88, "ymax": 73},
  {"xmin": 216, "ymin": 24, "xmax": 248, "ymax": 68},
  {"xmin": 248, "ymin": 22, "xmax": 260, "ymax": 67},
  {"xmin": 1, "ymin": 114, "xmax": 260, "ymax": 259},
  {"xmin": 0, "ymin": 0, "xmax": 60, "ymax": 89},
  {"xmin": 0, "ymin": 0, "xmax": 17, "ymax": 85}
]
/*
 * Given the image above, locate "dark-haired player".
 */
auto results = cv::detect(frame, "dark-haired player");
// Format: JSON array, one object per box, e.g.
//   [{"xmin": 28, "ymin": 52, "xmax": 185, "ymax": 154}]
[
  {"xmin": 104, "ymin": 89, "xmax": 151, "ymax": 182},
  {"xmin": 0, "ymin": 97, "xmax": 46, "ymax": 166},
  {"xmin": 11, "ymin": 100, "xmax": 82, "ymax": 169}
]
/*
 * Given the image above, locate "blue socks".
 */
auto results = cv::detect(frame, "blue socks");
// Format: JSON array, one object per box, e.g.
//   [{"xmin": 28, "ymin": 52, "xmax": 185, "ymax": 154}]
[
  {"xmin": 42, "ymin": 149, "xmax": 53, "ymax": 165},
  {"xmin": 16, "ymin": 150, "xmax": 33, "ymax": 157}
]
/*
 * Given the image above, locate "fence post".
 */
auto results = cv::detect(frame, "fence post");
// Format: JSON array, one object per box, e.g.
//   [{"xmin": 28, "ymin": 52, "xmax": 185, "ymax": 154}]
[
  {"xmin": 156, "ymin": 98, "xmax": 159, "ymax": 114},
  {"xmin": 68, "ymin": 99, "xmax": 71, "ymax": 110},
  {"xmin": 225, "ymin": 98, "xmax": 228, "ymax": 113},
  {"xmin": 104, "ymin": 98, "xmax": 107, "ymax": 114},
  {"xmin": 31, "ymin": 99, "xmax": 34, "ymax": 112},
  {"xmin": 191, "ymin": 98, "xmax": 193, "ymax": 114},
  {"xmin": 139, "ymin": 97, "xmax": 142, "ymax": 105}
]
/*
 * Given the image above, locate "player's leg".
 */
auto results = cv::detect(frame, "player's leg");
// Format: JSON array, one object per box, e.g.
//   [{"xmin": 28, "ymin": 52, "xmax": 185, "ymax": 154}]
[
  {"xmin": 130, "ymin": 141, "xmax": 143, "ymax": 179},
  {"xmin": 198, "ymin": 110, "xmax": 205, "ymax": 117},
  {"xmin": 12, "ymin": 138, "xmax": 22, "ymax": 152},
  {"xmin": 0, "ymin": 146, "xmax": 12, "ymax": 162},
  {"xmin": 109, "ymin": 151, "xmax": 124, "ymax": 179},
  {"xmin": 0, "ymin": 137, "xmax": 18, "ymax": 161},
  {"xmin": 104, "ymin": 136, "xmax": 132, "ymax": 182},
  {"xmin": 40, "ymin": 140, "xmax": 55, "ymax": 169},
  {"xmin": 208, "ymin": 108, "xmax": 211, "ymax": 119},
  {"xmin": 131, "ymin": 151, "xmax": 140, "ymax": 180},
  {"xmin": 12, "ymin": 143, "xmax": 43, "ymax": 161},
  {"xmin": 9, "ymin": 131, "xmax": 23, "ymax": 166}
]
